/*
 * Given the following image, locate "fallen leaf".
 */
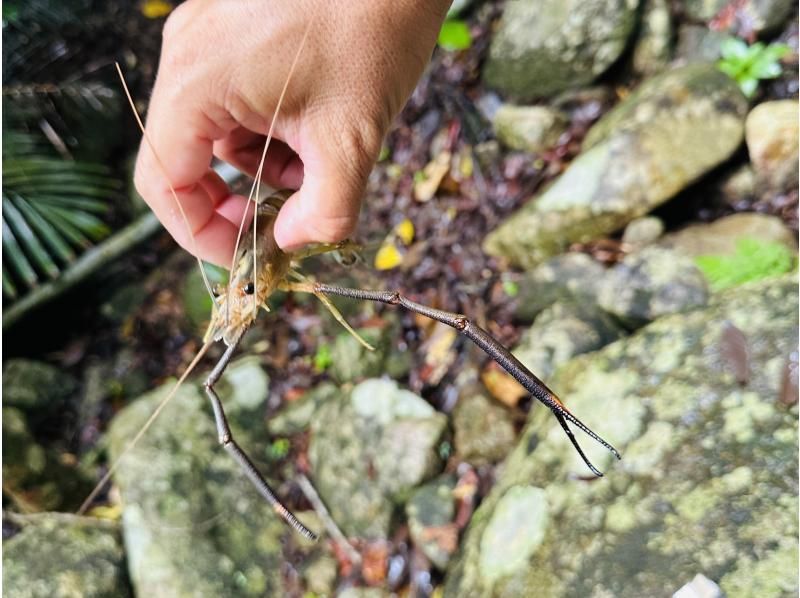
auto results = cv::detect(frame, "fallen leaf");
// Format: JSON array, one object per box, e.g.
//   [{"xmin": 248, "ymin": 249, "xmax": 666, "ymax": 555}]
[
  {"xmin": 374, "ymin": 243, "xmax": 403, "ymax": 270},
  {"xmin": 395, "ymin": 218, "xmax": 415, "ymax": 245},
  {"xmin": 88, "ymin": 504, "xmax": 123, "ymax": 520},
  {"xmin": 414, "ymin": 151, "xmax": 452, "ymax": 202},
  {"xmin": 481, "ymin": 363, "xmax": 527, "ymax": 407},
  {"xmin": 420, "ymin": 323, "xmax": 458, "ymax": 386},
  {"xmin": 141, "ymin": 0, "xmax": 173, "ymax": 19}
]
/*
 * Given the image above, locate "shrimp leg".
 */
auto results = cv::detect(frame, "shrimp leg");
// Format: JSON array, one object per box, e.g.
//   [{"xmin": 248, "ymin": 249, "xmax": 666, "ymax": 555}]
[
  {"xmin": 204, "ymin": 342, "xmax": 317, "ymax": 540},
  {"xmin": 307, "ymin": 283, "xmax": 622, "ymax": 476}
]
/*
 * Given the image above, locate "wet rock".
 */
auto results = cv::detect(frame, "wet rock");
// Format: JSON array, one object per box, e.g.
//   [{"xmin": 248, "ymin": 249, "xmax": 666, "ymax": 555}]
[
  {"xmin": 513, "ymin": 301, "xmax": 626, "ymax": 381},
  {"xmin": 331, "ymin": 318, "xmax": 412, "ymax": 383},
  {"xmin": 745, "ymin": 100, "xmax": 799, "ymax": 194},
  {"xmin": 492, "ymin": 105, "xmax": 568, "ymax": 153},
  {"xmin": 3, "ymin": 513, "xmax": 131, "ymax": 597},
  {"xmin": 108, "ymin": 375, "xmax": 295, "ymax": 597},
  {"xmin": 406, "ymin": 475, "xmax": 458, "ymax": 569},
  {"xmin": 676, "ymin": 25, "xmax": 727, "ymax": 63},
  {"xmin": 445, "ymin": 274, "xmax": 798, "ymax": 597},
  {"xmin": 2, "ymin": 359, "xmax": 77, "ymax": 413},
  {"xmin": 514, "ymin": 253, "xmax": 607, "ymax": 322},
  {"xmin": 659, "ymin": 213, "xmax": 797, "ymax": 258},
  {"xmin": 597, "ymin": 247, "xmax": 709, "ymax": 325},
  {"xmin": 453, "ymin": 385, "xmax": 516, "ymax": 465},
  {"xmin": 484, "ymin": 64, "xmax": 747, "ymax": 268},
  {"xmin": 632, "ymin": 0, "xmax": 673, "ymax": 76},
  {"xmin": 308, "ymin": 379, "xmax": 447, "ymax": 539},
  {"xmin": 484, "ymin": 0, "xmax": 640, "ymax": 99},
  {"xmin": 683, "ymin": 0, "xmax": 795, "ymax": 37}
]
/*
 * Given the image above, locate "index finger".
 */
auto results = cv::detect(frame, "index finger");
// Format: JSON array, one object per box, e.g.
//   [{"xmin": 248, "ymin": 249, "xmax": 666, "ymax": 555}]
[{"xmin": 132, "ymin": 79, "xmax": 244, "ymax": 266}]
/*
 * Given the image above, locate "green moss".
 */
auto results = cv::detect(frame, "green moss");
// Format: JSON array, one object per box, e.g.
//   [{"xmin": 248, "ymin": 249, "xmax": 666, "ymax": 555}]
[{"xmin": 695, "ymin": 237, "xmax": 795, "ymax": 291}]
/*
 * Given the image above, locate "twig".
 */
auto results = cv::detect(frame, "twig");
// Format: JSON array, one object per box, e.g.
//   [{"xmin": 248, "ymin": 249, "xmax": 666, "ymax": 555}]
[{"xmin": 296, "ymin": 473, "xmax": 362, "ymax": 566}]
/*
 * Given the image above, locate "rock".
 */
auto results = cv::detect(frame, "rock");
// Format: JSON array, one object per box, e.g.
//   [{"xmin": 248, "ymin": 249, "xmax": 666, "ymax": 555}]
[
  {"xmin": 3, "ymin": 513, "xmax": 131, "ymax": 598},
  {"xmin": 632, "ymin": 0, "xmax": 673, "ymax": 75},
  {"xmin": 3, "ymin": 407, "xmax": 92, "ymax": 512},
  {"xmin": 108, "ymin": 377, "xmax": 295, "ymax": 597},
  {"xmin": 745, "ymin": 100, "xmax": 799, "ymax": 194},
  {"xmin": 621, "ymin": 216, "xmax": 665, "ymax": 249},
  {"xmin": 445, "ymin": 274, "xmax": 798, "ymax": 597},
  {"xmin": 659, "ymin": 213, "xmax": 797, "ymax": 258},
  {"xmin": 100, "ymin": 283, "xmax": 147, "ymax": 324},
  {"xmin": 514, "ymin": 253, "xmax": 607, "ymax": 322},
  {"xmin": 453, "ymin": 385, "xmax": 517, "ymax": 465},
  {"xmin": 492, "ymin": 105, "xmax": 568, "ymax": 153},
  {"xmin": 715, "ymin": 163, "xmax": 757, "ymax": 209},
  {"xmin": 483, "ymin": 0, "xmax": 640, "ymax": 99},
  {"xmin": 268, "ymin": 383, "xmax": 338, "ymax": 436},
  {"xmin": 683, "ymin": 0, "xmax": 795, "ymax": 37},
  {"xmin": 308, "ymin": 379, "xmax": 447, "ymax": 538},
  {"xmin": 331, "ymin": 318, "xmax": 411, "ymax": 383},
  {"xmin": 675, "ymin": 25, "xmax": 728, "ymax": 63},
  {"xmin": 301, "ymin": 552, "xmax": 339, "ymax": 596},
  {"xmin": 513, "ymin": 301, "xmax": 626, "ymax": 381},
  {"xmin": 406, "ymin": 475, "xmax": 458, "ymax": 569},
  {"xmin": 2, "ymin": 359, "xmax": 77, "ymax": 412},
  {"xmin": 597, "ymin": 247, "xmax": 709, "ymax": 325},
  {"xmin": 484, "ymin": 64, "xmax": 747, "ymax": 268}
]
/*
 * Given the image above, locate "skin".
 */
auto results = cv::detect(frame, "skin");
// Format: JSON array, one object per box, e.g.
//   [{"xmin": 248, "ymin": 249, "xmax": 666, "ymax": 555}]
[{"xmin": 135, "ymin": 0, "xmax": 452, "ymax": 266}]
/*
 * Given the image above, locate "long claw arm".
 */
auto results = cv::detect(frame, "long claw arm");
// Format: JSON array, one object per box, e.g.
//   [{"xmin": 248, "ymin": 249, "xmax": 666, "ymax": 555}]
[
  {"xmin": 205, "ymin": 343, "xmax": 318, "ymax": 540},
  {"xmin": 311, "ymin": 283, "xmax": 621, "ymax": 474}
]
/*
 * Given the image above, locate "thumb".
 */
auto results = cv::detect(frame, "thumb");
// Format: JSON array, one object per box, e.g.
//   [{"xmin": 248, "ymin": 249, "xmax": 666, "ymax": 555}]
[{"xmin": 274, "ymin": 132, "xmax": 374, "ymax": 251}]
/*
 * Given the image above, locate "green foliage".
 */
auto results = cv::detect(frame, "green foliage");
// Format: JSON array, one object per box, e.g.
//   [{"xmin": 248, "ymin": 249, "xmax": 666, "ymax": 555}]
[
  {"xmin": 313, "ymin": 343, "xmax": 333, "ymax": 373},
  {"xmin": 717, "ymin": 37, "xmax": 791, "ymax": 98},
  {"xmin": 438, "ymin": 20, "xmax": 472, "ymax": 51},
  {"xmin": 695, "ymin": 237, "xmax": 795, "ymax": 291},
  {"xmin": 2, "ymin": 0, "xmax": 125, "ymax": 301},
  {"xmin": 266, "ymin": 438, "xmax": 291, "ymax": 461},
  {"xmin": 2, "ymin": 133, "xmax": 121, "ymax": 298},
  {"xmin": 502, "ymin": 279, "xmax": 519, "ymax": 297}
]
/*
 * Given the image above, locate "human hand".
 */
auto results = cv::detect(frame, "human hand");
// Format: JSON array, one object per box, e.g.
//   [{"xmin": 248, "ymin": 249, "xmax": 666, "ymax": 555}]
[{"xmin": 134, "ymin": 0, "xmax": 450, "ymax": 266}]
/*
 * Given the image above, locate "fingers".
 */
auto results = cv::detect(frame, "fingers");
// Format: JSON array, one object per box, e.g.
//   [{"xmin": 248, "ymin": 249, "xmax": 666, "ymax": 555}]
[
  {"xmin": 273, "ymin": 127, "xmax": 378, "ymax": 251},
  {"xmin": 214, "ymin": 129, "xmax": 304, "ymax": 190},
  {"xmin": 134, "ymin": 69, "xmax": 245, "ymax": 266}
]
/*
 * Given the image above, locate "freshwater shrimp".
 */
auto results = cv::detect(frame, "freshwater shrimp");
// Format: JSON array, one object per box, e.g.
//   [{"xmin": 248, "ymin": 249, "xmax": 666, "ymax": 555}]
[{"xmin": 78, "ymin": 17, "xmax": 621, "ymax": 540}]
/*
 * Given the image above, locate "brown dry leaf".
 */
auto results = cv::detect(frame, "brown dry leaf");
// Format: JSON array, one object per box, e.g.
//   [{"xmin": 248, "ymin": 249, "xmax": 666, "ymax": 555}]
[
  {"xmin": 414, "ymin": 150, "xmax": 452, "ymax": 202},
  {"xmin": 420, "ymin": 323, "xmax": 458, "ymax": 386},
  {"xmin": 361, "ymin": 540, "xmax": 390, "ymax": 586},
  {"xmin": 420, "ymin": 524, "xmax": 459, "ymax": 556},
  {"xmin": 481, "ymin": 363, "xmax": 527, "ymax": 407}
]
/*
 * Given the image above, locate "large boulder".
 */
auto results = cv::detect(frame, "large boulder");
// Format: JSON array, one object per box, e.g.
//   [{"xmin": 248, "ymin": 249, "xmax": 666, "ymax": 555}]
[
  {"xmin": 107, "ymin": 359, "xmax": 295, "ymax": 597},
  {"xmin": 484, "ymin": 0, "xmax": 640, "ymax": 99},
  {"xmin": 3, "ymin": 513, "xmax": 131, "ymax": 598},
  {"xmin": 484, "ymin": 64, "xmax": 748, "ymax": 268},
  {"xmin": 445, "ymin": 274, "xmax": 798, "ymax": 597}
]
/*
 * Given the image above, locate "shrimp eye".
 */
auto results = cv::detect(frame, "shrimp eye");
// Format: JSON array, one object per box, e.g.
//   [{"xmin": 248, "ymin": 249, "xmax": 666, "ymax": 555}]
[{"xmin": 243, "ymin": 282, "xmax": 255, "ymax": 295}]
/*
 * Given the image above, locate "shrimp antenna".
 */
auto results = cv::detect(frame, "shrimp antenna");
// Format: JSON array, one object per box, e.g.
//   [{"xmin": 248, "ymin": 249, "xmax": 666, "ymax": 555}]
[
  {"xmin": 115, "ymin": 64, "xmax": 215, "ymax": 303},
  {"xmin": 227, "ymin": 15, "xmax": 317, "ymax": 322},
  {"xmin": 78, "ymin": 339, "xmax": 215, "ymax": 515}
]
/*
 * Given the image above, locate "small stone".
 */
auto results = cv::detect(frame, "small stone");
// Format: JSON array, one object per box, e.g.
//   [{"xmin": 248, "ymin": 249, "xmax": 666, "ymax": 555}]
[
  {"xmin": 683, "ymin": 0, "xmax": 795, "ymax": 36},
  {"xmin": 598, "ymin": 247, "xmax": 709, "ymax": 325},
  {"xmin": 514, "ymin": 253, "xmax": 607, "ymax": 322},
  {"xmin": 659, "ymin": 213, "xmax": 797, "ymax": 258},
  {"xmin": 2, "ymin": 359, "xmax": 77, "ymax": 413},
  {"xmin": 406, "ymin": 475, "xmax": 458, "ymax": 569},
  {"xmin": 483, "ymin": 0, "xmax": 640, "ymax": 99},
  {"xmin": 632, "ymin": 0, "xmax": 673, "ymax": 76},
  {"xmin": 513, "ymin": 300, "xmax": 626, "ymax": 381},
  {"xmin": 309, "ymin": 379, "xmax": 447, "ymax": 538},
  {"xmin": 673, "ymin": 573, "xmax": 723, "ymax": 598},
  {"xmin": 675, "ymin": 25, "xmax": 728, "ymax": 64},
  {"xmin": 493, "ymin": 105, "xmax": 568, "ymax": 153},
  {"xmin": 622, "ymin": 216, "xmax": 666, "ymax": 248},
  {"xmin": 745, "ymin": 100, "xmax": 799, "ymax": 194},
  {"xmin": 331, "ymin": 317, "xmax": 411, "ymax": 383},
  {"xmin": 3, "ymin": 514, "xmax": 131, "ymax": 598},
  {"xmin": 301, "ymin": 553, "xmax": 339, "ymax": 596}
]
